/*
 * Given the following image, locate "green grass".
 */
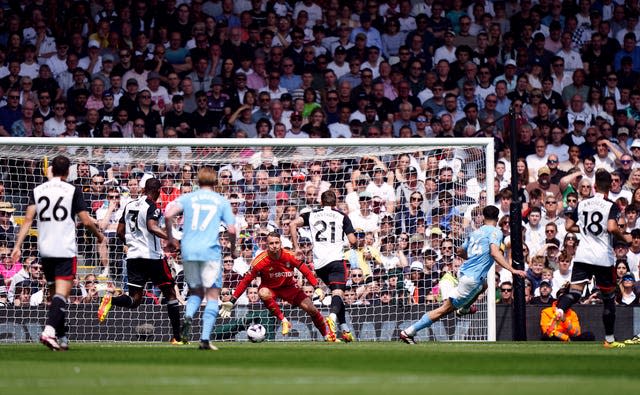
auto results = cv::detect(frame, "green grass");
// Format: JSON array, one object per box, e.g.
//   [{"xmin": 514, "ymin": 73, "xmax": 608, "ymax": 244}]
[{"xmin": 1, "ymin": 342, "xmax": 639, "ymax": 395}]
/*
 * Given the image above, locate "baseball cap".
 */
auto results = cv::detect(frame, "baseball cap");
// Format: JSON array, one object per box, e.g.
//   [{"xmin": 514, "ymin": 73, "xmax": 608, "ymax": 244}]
[
  {"xmin": 538, "ymin": 166, "xmax": 551, "ymax": 176},
  {"xmin": 0, "ymin": 202, "xmax": 16, "ymax": 213},
  {"xmin": 88, "ymin": 39, "xmax": 100, "ymax": 48},
  {"xmin": 505, "ymin": 59, "xmax": 517, "ymax": 68},
  {"xmin": 410, "ymin": 261, "xmax": 424, "ymax": 272},
  {"xmin": 622, "ymin": 273, "xmax": 635, "ymax": 282},
  {"xmin": 632, "ymin": 139, "xmax": 640, "ymax": 149},
  {"xmin": 373, "ymin": 165, "xmax": 385, "ymax": 172},
  {"xmin": 275, "ymin": 191, "xmax": 289, "ymax": 201},
  {"xmin": 147, "ymin": 71, "xmax": 160, "ymax": 81},
  {"xmin": 335, "ymin": 46, "xmax": 347, "ymax": 54},
  {"xmin": 540, "ymin": 280, "xmax": 552, "ymax": 288},
  {"xmin": 126, "ymin": 78, "xmax": 138, "ymax": 86},
  {"xmin": 359, "ymin": 191, "xmax": 372, "ymax": 200},
  {"xmin": 618, "ymin": 127, "xmax": 630, "ymax": 136},
  {"xmin": 211, "ymin": 77, "xmax": 223, "ymax": 86},
  {"xmin": 102, "ymin": 54, "xmax": 115, "ymax": 62}
]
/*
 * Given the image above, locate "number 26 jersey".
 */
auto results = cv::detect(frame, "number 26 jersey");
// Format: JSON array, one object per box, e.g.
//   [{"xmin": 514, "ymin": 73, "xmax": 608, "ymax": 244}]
[
  {"xmin": 571, "ymin": 192, "xmax": 619, "ymax": 267},
  {"xmin": 301, "ymin": 207, "xmax": 355, "ymax": 269},
  {"xmin": 29, "ymin": 177, "xmax": 87, "ymax": 258}
]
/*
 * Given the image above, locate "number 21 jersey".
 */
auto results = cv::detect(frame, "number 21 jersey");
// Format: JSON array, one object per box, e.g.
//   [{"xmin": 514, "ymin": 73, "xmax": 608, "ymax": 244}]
[
  {"xmin": 572, "ymin": 192, "xmax": 619, "ymax": 267},
  {"xmin": 29, "ymin": 178, "xmax": 87, "ymax": 258},
  {"xmin": 301, "ymin": 207, "xmax": 355, "ymax": 269}
]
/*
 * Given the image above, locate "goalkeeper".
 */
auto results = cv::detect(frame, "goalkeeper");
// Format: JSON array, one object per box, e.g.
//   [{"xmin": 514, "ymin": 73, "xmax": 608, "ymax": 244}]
[{"xmin": 219, "ymin": 232, "xmax": 334, "ymax": 341}]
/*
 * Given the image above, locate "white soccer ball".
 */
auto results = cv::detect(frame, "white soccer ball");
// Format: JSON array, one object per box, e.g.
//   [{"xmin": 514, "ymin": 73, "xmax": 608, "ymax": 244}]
[{"xmin": 246, "ymin": 323, "xmax": 266, "ymax": 343}]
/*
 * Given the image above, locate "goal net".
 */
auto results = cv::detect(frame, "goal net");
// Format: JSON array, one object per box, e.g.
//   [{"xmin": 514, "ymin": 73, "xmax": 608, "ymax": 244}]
[{"xmin": 0, "ymin": 137, "xmax": 496, "ymax": 343}]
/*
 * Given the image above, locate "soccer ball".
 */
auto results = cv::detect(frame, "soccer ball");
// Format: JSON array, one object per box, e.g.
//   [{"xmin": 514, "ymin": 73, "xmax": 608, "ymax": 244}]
[{"xmin": 247, "ymin": 324, "xmax": 266, "ymax": 343}]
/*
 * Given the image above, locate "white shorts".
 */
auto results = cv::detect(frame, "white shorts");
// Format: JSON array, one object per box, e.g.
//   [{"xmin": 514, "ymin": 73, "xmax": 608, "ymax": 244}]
[
  {"xmin": 449, "ymin": 275, "xmax": 486, "ymax": 309},
  {"xmin": 183, "ymin": 260, "xmax": 222, "ymax": 289}
]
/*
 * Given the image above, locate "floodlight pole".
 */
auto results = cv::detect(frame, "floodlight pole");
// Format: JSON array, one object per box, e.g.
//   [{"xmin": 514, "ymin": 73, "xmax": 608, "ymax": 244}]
[{"xmin": 509, "ymin": 107, "xmax": 527, "ymax": 341}]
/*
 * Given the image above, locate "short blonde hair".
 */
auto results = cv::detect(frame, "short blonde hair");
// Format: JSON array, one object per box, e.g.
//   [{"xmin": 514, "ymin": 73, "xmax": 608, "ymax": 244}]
[{"xmin": 197, "ymin": 167, "xmax": 217, "ymax": 187}]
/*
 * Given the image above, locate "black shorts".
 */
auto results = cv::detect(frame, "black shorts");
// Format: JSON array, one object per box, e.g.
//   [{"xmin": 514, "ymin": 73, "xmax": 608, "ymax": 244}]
[
  {"xmin": 41, "ymin": 257, "xmax": 77, "ymax": 282},
  {"xmin": 315, "ymin": 260, "xmax": 348, "ymax": 291},
  {"xmin": 127, "ymin": 258, "xmax": 175, "ymax": 289},
  {"xmin": 571, "ymin": 261, "xmax": 617, "ymax": 293}
]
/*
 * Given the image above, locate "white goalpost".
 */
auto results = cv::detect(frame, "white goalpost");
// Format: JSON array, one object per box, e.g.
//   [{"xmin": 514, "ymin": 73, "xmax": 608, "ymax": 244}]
[{"xmin": 0, "ymin": 137, "xmax": 495, "ymax": 342}]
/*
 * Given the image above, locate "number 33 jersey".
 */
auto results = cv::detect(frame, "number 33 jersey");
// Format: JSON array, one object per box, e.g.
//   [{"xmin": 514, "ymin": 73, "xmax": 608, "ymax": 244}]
[
  {"xmin": 571, "ymin": 193, "xmax": 619, "ymax": 267},
  {"xmin": 120, "ymin": 196, "xmax": 163, "ymax": 259},
  {"xmin": 301, "ymin": 207, "xmax": 355, "ymax": 270},
  {"xmin": 29, "ymin": 178, "xmax": 87, "ymax": 258}
]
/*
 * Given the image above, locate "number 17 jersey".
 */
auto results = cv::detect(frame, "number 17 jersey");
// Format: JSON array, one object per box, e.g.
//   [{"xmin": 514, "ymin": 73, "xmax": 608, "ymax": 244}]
[
  {"xmin": 571, "ymin": 192, "xmax": 619, "ymax": 267},
  {"xmin": 301, "ymin": 207, "xmax": 355, "ymax": 269}
]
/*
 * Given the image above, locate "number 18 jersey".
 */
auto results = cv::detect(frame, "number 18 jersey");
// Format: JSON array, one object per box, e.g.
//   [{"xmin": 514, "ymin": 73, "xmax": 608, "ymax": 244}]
[
  {"xmin": 301, "ymin": 207, "xmax": 355, "ymax": 269},
  {"xmin": 571, "ymin": 192, "xmax": 619, "ymax": 267}
]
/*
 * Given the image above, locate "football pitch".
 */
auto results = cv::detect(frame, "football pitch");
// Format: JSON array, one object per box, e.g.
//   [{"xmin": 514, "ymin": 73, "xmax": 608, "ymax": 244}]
[{"xmin": 1, "ymin": 342, "xmax": 638, "ymax": 395}]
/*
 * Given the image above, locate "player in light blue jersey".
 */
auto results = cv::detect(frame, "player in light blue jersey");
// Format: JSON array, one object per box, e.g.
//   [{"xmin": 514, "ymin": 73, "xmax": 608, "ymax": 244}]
[
  {"xmin": 165, "ymin": 167, "xmax": 236, "ymax": 350},
  {"xmin": 400, "ymin": 205, "xmax": 526, "ymax": 344}
]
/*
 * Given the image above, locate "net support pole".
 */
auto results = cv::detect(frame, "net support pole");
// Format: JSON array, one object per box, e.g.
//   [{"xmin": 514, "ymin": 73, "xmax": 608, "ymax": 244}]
[
  {"xmin": 509, "ymin": 109, "xmax": 527, "ymax": 341},
  {"xmin": 485, "ymin": 139, "xmax": 497, "ymax": 342}
]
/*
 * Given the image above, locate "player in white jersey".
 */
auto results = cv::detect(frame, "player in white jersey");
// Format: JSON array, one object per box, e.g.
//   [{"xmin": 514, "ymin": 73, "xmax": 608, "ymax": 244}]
[
  {"xmin": 96, "ymin": 178, "xmax": 184, "ymax": 344},
  {"xmin": 557, "ymin": 169, "xmax": 632, "ymax": 348},
  {"xmin": 165, "ymin": 167, "xmax": 236, "ymax": 351},
  {"xmin": 400, "ymin": 206, "xmax": 526, "ymax": 344},
  {"xmin": 291, "ymin": 190, "xmax": 357, "ymax": 342},
  {"xmin": 11, "ymin": 156, "xmax": 104, "ymax": 351}
]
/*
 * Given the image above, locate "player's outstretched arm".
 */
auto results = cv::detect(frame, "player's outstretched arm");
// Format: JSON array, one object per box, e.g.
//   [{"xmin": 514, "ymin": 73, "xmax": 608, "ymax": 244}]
[
  {"xmin": 565, "ymin": 216, "xmax": 580, "ymax": 234},
  {"xmin": 116, "ymin": 222, "xmax": 126, "ymax": 243},
  {"xmin": 490, "ymin": 244, "xmax": 526, "ymax": 278},
  {"xmin": 289, "ymin": 216, "xmax": 304, "ymax": 251},
  {"xmin": 78, "ymin": 210, "xmax": 105, "ymax": 243},
  {"xmin": 11, "ymin": 205, "xmax": 36, "ymax": 262},
  {"xmin": 147, "ymin": 218, "xmax": 168, "ymax": 240},
  {"xmin": 607, "ymin": 218, "xmax": 632, "ymax": 244},
  {"xmin": 164, "ymin": 201, "xmax": 183, "ymax": 250}
]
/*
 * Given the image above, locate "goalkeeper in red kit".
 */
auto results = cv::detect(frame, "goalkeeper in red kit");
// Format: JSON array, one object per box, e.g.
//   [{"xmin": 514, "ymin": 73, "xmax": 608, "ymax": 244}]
[{"xmin": 220, "ymin": 232, "xmax": 334, "ymax": 341}]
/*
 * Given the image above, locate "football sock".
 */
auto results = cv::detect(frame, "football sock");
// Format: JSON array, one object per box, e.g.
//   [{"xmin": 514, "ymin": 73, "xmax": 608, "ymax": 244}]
[
  {"xmin": 48, "ymin": 294, "xmax": 67, "ymax": 337},
  {"xmin": 185, "ymin": 294, "xmax": 203, "ymax": 319},
  {"xmin": 263, "ymin": 297, "xmax": 285, "ymax": 321},
  {"xmin": 167, "ymin": 299, "xmax": 182, "ymax": 340},
  {"xmin": 411, "ymin": 313, "xmax": 434, "ymax": 334},
  {"xmin": 329, "ymin": 313, "xmax": 337, "ymax": 322},
  {"xmin": 557, "ymin": 291, "xmax": 580, "ymax": 312},
  {"xmin": 112, "ymin": 295, "xmax": 134, "ymax": 308},
  {"xmin": 340, "ymin": 323, "xmax": 350, "ymax": 332},
  {"xmin": 602, "ymin": 293, "xmax": 616, "ymax": 338},
  {"xmin": 311, "ymin": 310, "xmax": 327, "ymax": 336},
  {"xmin": 330, "ymin": 295, "xmax": 344, "ymax": 322},
  {"xmin": 201, "ymin": 300, "xmax": 219, "ymax": 341},
  {"xmin": 336, "ymin": 296, "xmax": 346, "ymax": 324}
]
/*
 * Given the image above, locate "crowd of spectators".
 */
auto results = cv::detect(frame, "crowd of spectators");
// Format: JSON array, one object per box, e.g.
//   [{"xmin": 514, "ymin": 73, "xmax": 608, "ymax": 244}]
[{"xmin": 2, "ymin": 0, "xmax": 640, "ymax": 310}]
